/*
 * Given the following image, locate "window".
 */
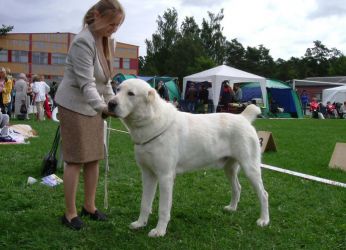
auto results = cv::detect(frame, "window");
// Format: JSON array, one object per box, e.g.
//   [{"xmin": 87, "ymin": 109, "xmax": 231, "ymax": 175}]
[
  {"xmin": 32, "ymin": 52, "xmax": 48, "ymax": 64},
  {"xmin": 32, "ymin": 41, "xmax": 48, "ymax": 50},
  {"xmin": 11, "ymin": 50, "xmax": 28, "ymax": 63},
  {"xmin": 113, "ymin": 57, "xmax": 120, "ymax": 68},
  {"xmin": 52, "ymin": 53, "xmax": 66, "ymax": 65},
  {"xmin": 0, "ymin": 50, "xmax": 8, "ymax": 62},
  {"xmin": 123, "ymin": 58, "xmax": 130, "ymax": 69}
]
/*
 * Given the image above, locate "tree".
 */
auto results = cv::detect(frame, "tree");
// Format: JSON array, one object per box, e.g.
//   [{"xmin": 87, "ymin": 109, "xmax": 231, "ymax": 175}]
[
  {"xmin": 224, "ymin": 39, "xmax": 246, "ymax": 69},
  {"xmin": 0, "ymin": 24, "xmax": 13, "ymax": 36},
  {"xmin": 242, "ymin": 45, "xmax": 275, "ymax": 77},
  {"xmin": 200, "ymin": 9, "xmax": 227, "ymax": 65},
  {"xmin": 303, "ymin": 40, "xmax": 332, "ymax": 76},
  {"xmin": 142, "ymin": 8, "xmax": 180, "ymax": 75},
  {"xmin": 328, "ymin": 55, "xmax": 346, "ymax": 75}
]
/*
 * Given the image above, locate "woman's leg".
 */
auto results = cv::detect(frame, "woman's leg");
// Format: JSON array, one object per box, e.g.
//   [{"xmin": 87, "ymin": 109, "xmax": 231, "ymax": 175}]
[
  {"xmin": 83, "ymin": 160, "xmax": 99, "ymax": 212},
  {"xmin": 64, "ymin": 163, "xmax": 82, "ymax": 221}
]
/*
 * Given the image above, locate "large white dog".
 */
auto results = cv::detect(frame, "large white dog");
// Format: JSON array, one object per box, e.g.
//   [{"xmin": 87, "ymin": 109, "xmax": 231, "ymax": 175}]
[{"xmin": 108, "ymin": 79, "xmax": 269, "ymax": 237}]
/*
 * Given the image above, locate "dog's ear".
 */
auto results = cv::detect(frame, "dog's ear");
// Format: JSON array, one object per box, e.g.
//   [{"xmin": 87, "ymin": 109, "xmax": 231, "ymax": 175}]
[{"xmin": 147, "ymin": 89, "xmax": 156, "ymax": 103}]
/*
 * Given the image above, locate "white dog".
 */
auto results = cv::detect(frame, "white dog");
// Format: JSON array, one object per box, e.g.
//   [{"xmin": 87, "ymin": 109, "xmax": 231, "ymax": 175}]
[{"xmin": 108, "ymin": 79, "xmax": 269, "ymax": 237}]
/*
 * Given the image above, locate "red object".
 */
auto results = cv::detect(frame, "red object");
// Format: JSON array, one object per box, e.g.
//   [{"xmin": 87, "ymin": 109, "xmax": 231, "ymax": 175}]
[
  {"xmin": 44, "ymin": 94, "xmax": 52, "ymax": 119},
  {"xmin": 310, "ymin": 101, "xmax": 319, "ymax": 111},
  {"xmin": 326, "ymin": 103, "xmax": 335, "ymax": 112}
]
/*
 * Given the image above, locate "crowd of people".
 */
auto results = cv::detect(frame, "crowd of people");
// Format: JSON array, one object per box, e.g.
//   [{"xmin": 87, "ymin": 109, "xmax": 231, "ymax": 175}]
[
  {"xmin": 302, "ymin": 91, "xmax": 346, "ymax": 119},
  {"xmin": 183, "ymin": 81, "xmax": 243, "ymax": 114},
  {"xmin": 0, "ymin": 67, "xmax": 57, "ymax": 123}
]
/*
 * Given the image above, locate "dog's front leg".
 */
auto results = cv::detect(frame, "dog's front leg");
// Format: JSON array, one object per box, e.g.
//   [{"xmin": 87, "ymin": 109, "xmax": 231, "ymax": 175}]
[
  {"xmin": 148, "ymin": 175, "xmax": 174, "ymax": 237},
  {"xmin": 130, "ymin": 167, "xmax": 157, "ymax": 230}
]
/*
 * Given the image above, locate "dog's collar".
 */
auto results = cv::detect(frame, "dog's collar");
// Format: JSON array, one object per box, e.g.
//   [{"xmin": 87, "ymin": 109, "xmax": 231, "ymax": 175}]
[{"xmin": 134, "ymin": 122, "xmax": 172, "ymax": 146}]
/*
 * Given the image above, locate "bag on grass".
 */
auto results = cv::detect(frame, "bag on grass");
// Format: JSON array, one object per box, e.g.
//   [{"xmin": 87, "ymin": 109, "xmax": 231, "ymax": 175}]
[
  {"xmin": 41, "ymin": 126, "xmax": 60, "ymax": 177},
  {"xmin": 20, "ymin": 102, "xmax": 27, "ymax": 114}
]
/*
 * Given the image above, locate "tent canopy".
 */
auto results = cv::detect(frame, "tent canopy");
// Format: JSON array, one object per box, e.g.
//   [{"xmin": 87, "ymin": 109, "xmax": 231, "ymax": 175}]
[
  {"xmin": 322, "ymin": 86, "xmax": 346, "ymax": 105},
  {"xmin": 182, "ymin": 65, "xmax": 267, "ymax": 110}
]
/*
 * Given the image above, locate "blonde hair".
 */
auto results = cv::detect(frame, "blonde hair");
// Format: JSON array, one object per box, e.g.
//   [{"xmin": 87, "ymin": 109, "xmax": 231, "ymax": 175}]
[
  {"xmin": 83, "ymin": 0, "xmax": 125, "ymax": 30},
  {"xmin": 83, "ymin": 0, "xmax": 125, "ymax": 74}
]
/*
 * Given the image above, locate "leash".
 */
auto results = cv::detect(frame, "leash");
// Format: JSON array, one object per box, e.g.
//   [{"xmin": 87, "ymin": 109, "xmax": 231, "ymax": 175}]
[{"xmin": 104, "ymin": 118, "xmax": 111, "ymax": 209}]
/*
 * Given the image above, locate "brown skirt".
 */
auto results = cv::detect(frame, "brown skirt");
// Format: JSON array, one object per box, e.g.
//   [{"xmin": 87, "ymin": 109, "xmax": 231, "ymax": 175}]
[{"xmin": 59, "ymin": 106, "xmax": 104, "ymax": 164}]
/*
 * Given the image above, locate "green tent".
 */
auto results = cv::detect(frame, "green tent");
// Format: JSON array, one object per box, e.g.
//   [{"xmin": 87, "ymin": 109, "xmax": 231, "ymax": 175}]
[
  {"xmin": 113, "ymin": 74, "xmax": 181, "ymax": 102},
  {"xmin": 241, "ymin": 79, "xmax": 304, "ymax": 118},
  {"xmin": 139, "ymin": 76, "xmax": 181, "ymax": 102},
  {"xmin": 113, "ymin": 73, "xmax": 137, "ymax": 83}
]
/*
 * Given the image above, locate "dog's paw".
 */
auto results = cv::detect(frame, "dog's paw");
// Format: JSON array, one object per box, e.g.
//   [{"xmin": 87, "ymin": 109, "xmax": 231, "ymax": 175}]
[
  {"xmin": 224, "ymin": 204, "xmax": 237, "ymax": 212},
  {"xmin": 129, "ymin": 220, "xmax": 146, "ymax": 230},
  {"xmin": 148, "ymin": 228, "xmax": 166, "ymax": 237},
  {"xmin": 256, "ymin": 218, "xmax": 270, "ymax": 227}
]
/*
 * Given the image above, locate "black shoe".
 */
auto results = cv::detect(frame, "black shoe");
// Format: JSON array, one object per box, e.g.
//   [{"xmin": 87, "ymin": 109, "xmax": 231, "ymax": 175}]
[
  {"xmin": 80, "ymin": 207, "xmax": 107, "ymax": 221},
  {"xmin": 61, "ymin": 215, "xmax": 84, "ymax": 230}
]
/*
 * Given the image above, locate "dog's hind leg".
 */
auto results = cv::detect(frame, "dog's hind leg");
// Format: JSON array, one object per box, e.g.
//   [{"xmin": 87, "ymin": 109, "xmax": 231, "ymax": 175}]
[
  {"xmin": 130, "ymin": 167, "xmax": 157, "ymax": 230},
  {"xmin": 241, "ymin": 160, "xmax": 269, "ymax": 227},
  {"xmin": 223, "ymin": 159, "xmax": 241, "ymax": 212},
  {"xmin": 148, "ymin": 174, "xmax": 174, "ymax": 237}
]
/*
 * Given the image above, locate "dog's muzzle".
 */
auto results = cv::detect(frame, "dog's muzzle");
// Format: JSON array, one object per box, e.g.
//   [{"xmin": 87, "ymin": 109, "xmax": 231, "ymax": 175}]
[{"xmin": 108, "ymin": 101, "xmax": 117, "ymax": 113}]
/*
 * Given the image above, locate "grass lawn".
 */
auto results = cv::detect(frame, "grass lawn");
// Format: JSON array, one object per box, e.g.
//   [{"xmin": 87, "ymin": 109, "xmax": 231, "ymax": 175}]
[{"xmin": 0, "ymin": 117, "xmax": 345, "ymax": 249}]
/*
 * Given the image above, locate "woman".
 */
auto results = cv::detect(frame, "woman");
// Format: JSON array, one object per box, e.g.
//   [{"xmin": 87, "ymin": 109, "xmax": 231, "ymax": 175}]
[
  {"xmin": 13, "ymin": 73, "xmax": 28, "ymax": 119},
  {"xmin": 32, "ymin": 75, "xmax": 50, "ymax": 121},
  {"xmin": 55, "ymin": 0, "xmax": 125, "ymax": 230},
  {"xmin": 0, "ymin": 67, "xmax": 13, "ymax": 115}
]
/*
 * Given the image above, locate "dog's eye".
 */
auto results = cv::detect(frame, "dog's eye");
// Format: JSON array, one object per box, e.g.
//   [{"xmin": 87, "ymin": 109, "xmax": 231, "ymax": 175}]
[
  {"xmin": 116, "ymin": 87, "xmax": 121, "ymax": 92},
  {"xmin": 128, "ymin": 91, "xmax": 135, "ymax": 96}
]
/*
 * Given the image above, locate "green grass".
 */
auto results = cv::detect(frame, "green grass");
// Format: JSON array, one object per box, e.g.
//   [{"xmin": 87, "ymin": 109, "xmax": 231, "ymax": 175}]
[{"xmin": 0, "ymin": 118, "xmax": 345, "ymax": 249}]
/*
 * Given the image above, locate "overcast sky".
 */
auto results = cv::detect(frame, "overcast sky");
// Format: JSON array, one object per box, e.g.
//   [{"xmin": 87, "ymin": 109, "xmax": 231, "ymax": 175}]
[{"xmin": 2, "ymin": 0, "xmax": 346, "ymax": 60}]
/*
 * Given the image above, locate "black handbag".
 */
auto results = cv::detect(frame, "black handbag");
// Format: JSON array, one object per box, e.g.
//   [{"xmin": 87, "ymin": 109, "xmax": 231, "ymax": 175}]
[
  {"xmin": 20, "ymin": 103, "xmax": 27, "ymax": 114},
  {"xmin": 41, "ymin": 126, "xmax": 60, "ymax": 177}
]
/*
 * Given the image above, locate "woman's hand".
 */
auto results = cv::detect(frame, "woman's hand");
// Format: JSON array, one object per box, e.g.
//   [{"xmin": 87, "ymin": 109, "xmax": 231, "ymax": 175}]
[{"xmin": 101, "ymin": 108, "xmax": 117, "ymax": 119}]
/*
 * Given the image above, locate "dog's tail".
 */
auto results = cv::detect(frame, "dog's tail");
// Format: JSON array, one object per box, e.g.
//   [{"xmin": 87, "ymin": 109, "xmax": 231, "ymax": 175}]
[{"xmin": 241, "ymin": 104, "xmax": 261, "ymax": 123}]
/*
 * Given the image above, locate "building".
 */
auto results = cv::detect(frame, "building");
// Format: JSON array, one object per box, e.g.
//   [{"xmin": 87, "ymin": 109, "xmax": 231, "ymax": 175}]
[{"xmin": 0, "ymin": 32, "xmax": 139, "ymax": 83}]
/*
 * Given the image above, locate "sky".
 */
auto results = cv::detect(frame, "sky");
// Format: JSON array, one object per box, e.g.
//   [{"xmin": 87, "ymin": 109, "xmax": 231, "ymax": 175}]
[{"xmin": 2, "ymin": 0, "xmax": 346, "ymax": 60}]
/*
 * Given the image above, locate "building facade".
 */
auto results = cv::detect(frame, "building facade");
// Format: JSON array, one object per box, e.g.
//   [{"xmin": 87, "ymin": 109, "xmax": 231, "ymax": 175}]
[{"xmin": 0, "ymin": 32, "xmax": 139, "ymax": 82}]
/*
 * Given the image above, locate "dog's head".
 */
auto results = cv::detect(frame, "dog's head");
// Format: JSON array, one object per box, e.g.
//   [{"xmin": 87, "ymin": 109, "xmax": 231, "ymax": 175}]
[{"xmin": 108, "ymin": 79, "xmax": 157, "ymax": 119}]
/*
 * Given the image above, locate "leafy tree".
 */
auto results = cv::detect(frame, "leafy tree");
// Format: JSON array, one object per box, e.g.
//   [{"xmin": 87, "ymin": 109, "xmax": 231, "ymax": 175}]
[
  {"xmin": 328, "ymin": 55, "xmax": 346, "ymax": 75},
  {"xmin": 242, "ymin": 45, "xmax": 275, "ymax": 77},
  {"xmin": 224, "ymin": 39, "xmax": 246, "ymax": 69},
  {"xmin": 0, "ymin": 24, "xmax": 13, "ymax": 36},
  {"xmin": 200, "ymin": 9, "xmax": 227, "ymax": 64},
  {"xmin": 143, "ymin": 8, "xmax": 180, "ymax": 75}
]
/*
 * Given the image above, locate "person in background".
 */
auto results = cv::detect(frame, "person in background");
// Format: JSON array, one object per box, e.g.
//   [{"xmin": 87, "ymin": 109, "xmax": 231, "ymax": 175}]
[
  {"xmin": 13, "ymin": 73, "xmax": 28, "ymax": 119},
  {"xmin": 172, "ymin": 97, "xmax": 179, "ymax": 109},
  {"xmin": 300, "ymin": 90, "xmax": 309, "ymax": 115},
  {"xmin": 39, "ymin": 75, "xmax": 52, "ymax": 119},
  {"xmin": 185, "ymin": 83, "xmax": 198, "ymax": 113},
  {"xmin": 309, "ymin": 97, "xmax": 319, "ymax": 119},
  {"xmin": 198, "ymin": 84, "xmax": 209, "ymax": 113},
  {"xmin": 32, "ymin": 75, "xmax": 50, "ymax": 121},
  {"xmin": 339, "ymin": 101, "xmax": 346, "ymax": 119},
  {"xmin": 0, "ymin": 67, "xmax": 13, "ymax": 116},
  {"xmin": 6, "ymin": 68, "xmax": 15, "ymax": 117},
  {"xmin": 326, "ymin": 101, "xmax": 336, "ymax": 119},
  {"xmin": 207, "ymin": 84, "xmax": 214, "ymax": 113},
  {"xmin": 219, "ymin": 82, "xmax": 234, "ymax": 111},
  {"xmin": 156, "ymin": 81, "xmax": 166, "ymax": 100},
  {"xmin": 49, "ymin": 81, "xmax": 58, "ymax": 108},
  {"xmin": 233, "ymin": 83, "xmax": 242, "ymax": 103},
  {"xmin": 55, "ymin": 0, "xmax": 125, "ymax": 230},
  {"xmin": 0, "ymin": 111, "xmax": 15, "ymax": 142}
]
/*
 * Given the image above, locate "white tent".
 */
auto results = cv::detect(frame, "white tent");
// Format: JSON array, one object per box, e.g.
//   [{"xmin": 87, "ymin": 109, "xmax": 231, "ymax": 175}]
[
  {"xmin": 182, "ymin": 65, "xmax": 267, "ymax": 111},
  {"xmin": 322, "ymin": 85, "xmax": 346, "ymax": 105}
]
